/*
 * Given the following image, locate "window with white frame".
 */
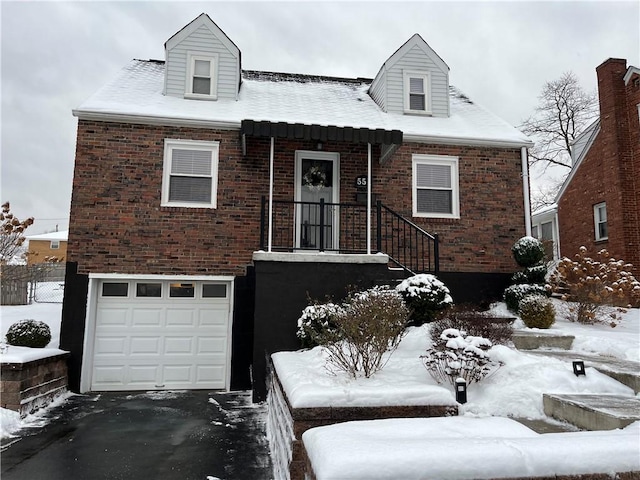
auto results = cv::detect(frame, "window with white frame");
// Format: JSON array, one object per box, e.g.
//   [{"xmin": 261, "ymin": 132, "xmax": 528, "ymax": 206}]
[
  {"xmin": 594, "ymin": 202, "xmax": 608, "ymax": 241},
  {"xmin": 412, "ymin": 155, "xmax": 459, "ymax": 218},
  {"xmin": 50, "ymin": 240, "xmax": 60, "ymax": 250},
  {"xmin": 162, "ymin": 139, "xmax": 219, "ymax": 208},
  {"xmin": 185, "ymin": 53, "xmax": 218, "ymax": 99},
  {"xmin": 404, "ymin": 71, "xmax": 431, "ymax": 114}
]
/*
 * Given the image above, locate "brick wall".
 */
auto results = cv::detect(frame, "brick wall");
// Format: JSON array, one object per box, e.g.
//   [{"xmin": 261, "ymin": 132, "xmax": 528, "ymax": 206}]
[
  {"xmin": 558, "ymin": 59, "xmax": 640, "ymax": 276},
  {"xmin": 68, "ymin": 121, "xmax": 524, "ymax": 276}
]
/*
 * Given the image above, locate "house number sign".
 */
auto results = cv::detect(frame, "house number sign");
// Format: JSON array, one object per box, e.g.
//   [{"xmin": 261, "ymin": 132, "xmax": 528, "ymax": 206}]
[{"xmin": 355, "ymin": 175, "xmax": 368, "ymax": 189}]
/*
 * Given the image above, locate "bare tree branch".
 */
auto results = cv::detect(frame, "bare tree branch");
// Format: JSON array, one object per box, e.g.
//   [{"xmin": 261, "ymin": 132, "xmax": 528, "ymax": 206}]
[{"xmin": 521, "ymin": 72, "xmax": 599, "ymax": 171}]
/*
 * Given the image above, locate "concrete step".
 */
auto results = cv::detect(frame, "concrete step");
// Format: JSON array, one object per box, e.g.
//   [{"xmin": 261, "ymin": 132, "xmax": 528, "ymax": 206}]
[
  {"xmin": 543, "ymin": 393, "xmax": 640, "ymax": 431},
  {"xmin": 512, "ymin": 330, "xmax": 575, "ymax": 350},
  {"xmin": 512, "ymin": 416, "xmax": 578, "ymax": 434},
  {"xmin": 526, "ymin": 351, "xmax": 640, "ymax": 393}
]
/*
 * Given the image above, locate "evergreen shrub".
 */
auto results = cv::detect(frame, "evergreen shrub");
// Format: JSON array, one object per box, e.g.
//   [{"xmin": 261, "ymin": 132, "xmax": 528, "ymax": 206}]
[
  {"xmin": 6, "ymin": 319, "xmax": 51, "ymax": 348},
  {"xmin": 504, "ymin": 283, "xmax": 547, "ymax": 313},
  {"xmin": 518, "ymin": 295, "xmax": 556, "ymax": 329},
  {"xmin": 512, "ymin": 236, "xmax": 546, "ymax": 268},
  {"xmin": 396, "ymin": 274, "xmax": 453, "ymax": 326}
]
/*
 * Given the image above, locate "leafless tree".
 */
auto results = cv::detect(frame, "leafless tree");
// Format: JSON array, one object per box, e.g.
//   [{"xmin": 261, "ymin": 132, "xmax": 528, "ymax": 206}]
[
  {"xmin": 522, "ymin": 72, "xmax": 599, "ymax": 171},
  {"xmin": 0, "ymin": 202, "xmax": 34, "ymax": 265}
]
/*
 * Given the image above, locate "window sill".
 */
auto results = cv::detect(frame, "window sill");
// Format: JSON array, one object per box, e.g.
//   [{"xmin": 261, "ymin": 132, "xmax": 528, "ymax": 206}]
[
  {"xmin": 412, "ymin": 213, "xmax": 460, "ymax": 220},
  {"xmin": 161, "ymin": 202, "xmax": 217, "ymax": 209},
  {"xmin": 403, "ymin": 109, "xmax": 433, "ymax": 116},
  {"xmin": 184, "ymin": 93, "xmax": 218, "ymax": 101}
]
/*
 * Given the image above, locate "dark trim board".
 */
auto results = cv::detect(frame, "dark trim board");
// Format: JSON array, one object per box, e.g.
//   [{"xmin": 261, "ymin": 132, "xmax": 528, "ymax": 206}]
[
  {"xmin": 438, "ymin": 271, "xmax": 512, "ymax": 309},
  {"xmin": 60, "ymin": 262, "xmax": 89, "ymax": 392}
]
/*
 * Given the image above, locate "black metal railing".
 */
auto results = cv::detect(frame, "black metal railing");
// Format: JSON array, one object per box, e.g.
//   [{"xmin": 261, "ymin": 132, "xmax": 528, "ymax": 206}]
[
  {"xmin": 259, "ymin": 196, "xmax": 439, "ymax": 274},
  {"xmin": 376, "ymin": 201, "xmax": 439, "ymax": 275}
]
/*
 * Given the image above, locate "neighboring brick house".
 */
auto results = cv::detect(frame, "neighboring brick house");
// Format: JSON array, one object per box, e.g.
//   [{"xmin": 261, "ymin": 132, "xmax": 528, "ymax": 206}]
[
  {"xmin": 551, "ymin": 58, "xmax": 640, "ymax": 276},
  {"xmin": 26, "ymin": 230, "xmax": 68, "ymax": 264},
  {"xmin": 61, "ymin": 14, "xmax": 532, "ymax": 399}
]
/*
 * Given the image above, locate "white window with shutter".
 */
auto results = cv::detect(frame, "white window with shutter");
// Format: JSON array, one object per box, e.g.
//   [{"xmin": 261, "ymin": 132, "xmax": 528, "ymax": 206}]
[
  {"xmin": 403, "ymin": 71, "xmax": 431, "ymax": 114},
  {"xmin": 162, "ymin": 139, "xmax": 219, "ymax": 208},
  {"xmin": 185, "ymin": 53, "xmax": 218, "ymax": 99},
  {"xmin": 412, "ymin": 155, "xmax": 459, "ymax": 219}
]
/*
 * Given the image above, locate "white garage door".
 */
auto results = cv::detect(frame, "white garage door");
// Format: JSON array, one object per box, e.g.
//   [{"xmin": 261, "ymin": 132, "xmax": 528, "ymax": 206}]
[{"xmin": 91, "ymin": 279, "xmax": 232, "ymax": 391}]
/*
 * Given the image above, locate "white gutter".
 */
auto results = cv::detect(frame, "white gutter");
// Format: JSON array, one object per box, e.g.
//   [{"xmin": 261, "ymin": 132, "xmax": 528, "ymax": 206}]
[
  {"xmin": 521, "ymin": 146, "xmax": 532, "ymax": 236},
  {"xmin": 367, "ymin": 143, "xmax": 372, "ymax": 254},
  {"xmin": 403, "ymin": 133, "xmax": 532, "ymax": 149},
  {"xmin": 268, "ymin": 137, "xmax": 275, "ymax": 252}
]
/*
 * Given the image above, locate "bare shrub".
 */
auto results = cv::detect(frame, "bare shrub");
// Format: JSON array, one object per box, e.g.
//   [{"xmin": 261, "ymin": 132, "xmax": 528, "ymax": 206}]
[
  {"xmin": 429, "ymin": 305, "xmax": 513, "ymax": 346},
  {"xmin": 322, "ymin": 286, "xmax": 410, "ymax": 378},
  {"xmin": 548, "ymin": 247, "xmax": 640, "ymax": 325},
  {"xmin": 421, "ymin": 328, "xmax": 501, "ymax": 386}
]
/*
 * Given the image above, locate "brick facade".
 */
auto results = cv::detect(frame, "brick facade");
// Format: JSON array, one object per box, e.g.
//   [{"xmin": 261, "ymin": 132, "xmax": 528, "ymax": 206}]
[
  {"xmin": 558, "ymin": 59, "xmax": 640, "ymax": 276},
  {"xmin": 68, "ymin": 120, "xmax": 524, "ymax": 276}
]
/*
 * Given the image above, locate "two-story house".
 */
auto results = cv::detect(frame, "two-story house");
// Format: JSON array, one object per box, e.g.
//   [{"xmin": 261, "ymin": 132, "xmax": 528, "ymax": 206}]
[
  {"xmin": 26, "ymin": 230, "xmax": 68, "ymax": 265},
  {"xmin": 61, "ymin": 14, "xmax": 532, "ymax": 400},
  {"xmin": 532, "ymin": 59, "xmax": 640, "ymax": 276}
]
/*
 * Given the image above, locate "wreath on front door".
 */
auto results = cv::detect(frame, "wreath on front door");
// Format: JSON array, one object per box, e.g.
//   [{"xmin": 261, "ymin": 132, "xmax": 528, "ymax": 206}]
[{"xmin": 303, "ymin": 165, "xmax": 328, "ymax": 191}]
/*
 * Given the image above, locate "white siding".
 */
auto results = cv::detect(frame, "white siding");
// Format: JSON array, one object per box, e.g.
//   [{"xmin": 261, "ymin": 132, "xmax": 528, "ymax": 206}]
[
  {"xmin": 386, "ymin": 45, "xmax": 449, "ymax": 117},
  {"xmin": 165, "ymin": 24, "xmax": 239, "ymax": 100},
  {"xmin": 369, "ymin": 69, "xmax": 387, "ymax": 112}
]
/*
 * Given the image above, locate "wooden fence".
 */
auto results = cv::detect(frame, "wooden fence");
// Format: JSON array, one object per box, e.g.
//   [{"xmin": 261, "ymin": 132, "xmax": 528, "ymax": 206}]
[{"xmin": 1, "ymin": 264, "xmax": 66, "ymax": 305}]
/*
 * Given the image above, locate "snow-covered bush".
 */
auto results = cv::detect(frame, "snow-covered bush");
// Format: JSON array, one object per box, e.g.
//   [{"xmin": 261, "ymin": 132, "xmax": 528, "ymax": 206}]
[
  {"xmin": 511, "ymin": 264, "xmax": 547, "ymax": 285},
  {"xmin": 396, "ymin": 274, "xmax": 453, "ymax": 326},
  {"xmin": 518, "ymin": 295, "xmax": 555, "ymax": 329},
  {"xmin": 430, "ymin": 305, "xmax": 513, "ymax": 346},
  {"xmin": 548, "ymin": 247, "xmax": 640, "ymax": 325},
  {"xmin": 6, "ymin": 319, "xmax": 51, "ymax": 348},
  {"xmin": 512, "ymin": 236, "xmax": 546, "ymax": 268},
  {"xmin": 503, "ymin": 283, "xmax": 547, "ymax": 313},
  {"xmin": 296, "ymin": 302, "xmax": 344, "ymax": 348},
  {"xmin": 421, "ymin": 328, "xmax": 500, "ymax": 386},
  {"xmin": 323, "ymin": 286, "xmax": 409, "ymax": 378}
]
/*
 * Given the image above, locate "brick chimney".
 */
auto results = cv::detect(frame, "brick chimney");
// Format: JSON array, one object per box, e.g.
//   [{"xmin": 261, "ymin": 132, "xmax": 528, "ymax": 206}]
[{"xmin": 596, "ymin": 58, "xmax": 628, "ymax": 138}]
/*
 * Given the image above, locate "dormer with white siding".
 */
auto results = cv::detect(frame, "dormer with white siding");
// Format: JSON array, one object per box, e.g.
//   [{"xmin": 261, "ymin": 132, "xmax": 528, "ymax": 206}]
[
  {"xmin": 369, "ymin": 34, "xmax": 450, "ymax": 117},
  {"xmin": 164, "ymin": 13, "xmax": 241, "ymax": 101}
]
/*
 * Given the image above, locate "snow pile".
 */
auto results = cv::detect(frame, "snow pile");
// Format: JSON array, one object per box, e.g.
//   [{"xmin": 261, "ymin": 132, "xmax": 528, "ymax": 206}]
[
  {"xmin": 303, "ymin": 417, "xmax": 640, "ymax": 480},
  {"xmin": 1, "ymin": 393, "xmax": 73, "ymax": 440},
  {"xmin": 0, "ymin": 408, "xmax": 22, "ymax": 439},
  {"xmin": 0, "ymin": 346, "xmax": 68, "ymax": 364}
]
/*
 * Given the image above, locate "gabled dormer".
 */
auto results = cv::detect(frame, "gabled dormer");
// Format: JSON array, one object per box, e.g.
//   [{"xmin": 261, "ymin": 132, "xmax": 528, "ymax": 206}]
[
  {"xmin": 164, "ymin": 13, "xmax": 241, "ymax": 101},
  {"xmin": 369, "ymin": 34, "xmax": 450, "ymax": 117}
]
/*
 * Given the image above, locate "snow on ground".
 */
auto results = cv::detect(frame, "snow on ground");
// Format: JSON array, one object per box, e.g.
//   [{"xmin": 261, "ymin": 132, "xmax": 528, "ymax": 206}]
[
  {"xmin": 303, "ymin": 417, "xmax": 640, "ymax": 480},
  {"xmin": 0, "ymin": 301, "xmax": 62, "ymax": 349},
  {"xmin": 1, "ymin": 393, "xmax": 74, "ymax": 441},
  {"xmin": 273, "ymin": 305, "xmax": 637, "ymax": 416}
]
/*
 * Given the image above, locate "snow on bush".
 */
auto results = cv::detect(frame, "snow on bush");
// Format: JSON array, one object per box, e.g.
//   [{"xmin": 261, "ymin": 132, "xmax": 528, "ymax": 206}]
[
  {"xmin": 6, "ymin": 319, "xmax": 51, "ymax": 348},
  {"xmin": 511, "ymin": 236, "xmax": 546, "ymax": 268},
  {"xmin": 429, "ymin": 305, "xmax": 513, "ymax": 346},
  {"xmin": 322, "ymin": 286, "xmax": 410, "ymax": 378},
  {"xmin": 503, "ymin": 284, "xmax": 547, "ymax": 313},
  {"xmin": 511, "ymin": 264, "xmax": 547, "ymax": 285},
  {"xmin": 548, "ymin": 247, "xmax": 640, "ymax": 325},
  {"xmin": 396, "ymin": 274, "xmax": 453, "ymax": 325},
  {"xmin": 296, "ymin": 302, "xmax": 344, "ymax": 348},
  {"xmin": 518, "ymin": 295, "xmax": 555, "ymax": 329},
  {"xmin": 421, "ymin": 328, "xmax": 500, "ymax": 386}
]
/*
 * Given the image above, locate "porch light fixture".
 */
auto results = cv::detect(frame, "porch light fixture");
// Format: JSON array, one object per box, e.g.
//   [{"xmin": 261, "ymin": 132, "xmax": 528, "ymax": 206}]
[
  {"xmin": 455, "ymin": 378, "xmax": 467, "ymax": 404},
  {"xmin": 316, "ymin": 142, "xmax": 323, "ymax": 150},
  {"xmin": 572, "ymin": 360, "xmax": 586, "ymax": 376}
]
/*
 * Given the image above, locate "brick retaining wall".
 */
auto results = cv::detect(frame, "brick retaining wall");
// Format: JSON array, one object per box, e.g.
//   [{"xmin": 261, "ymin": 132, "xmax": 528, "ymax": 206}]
[{"xmin": 1, "ymin": 353, "xmax": 69, "ymax": 417}]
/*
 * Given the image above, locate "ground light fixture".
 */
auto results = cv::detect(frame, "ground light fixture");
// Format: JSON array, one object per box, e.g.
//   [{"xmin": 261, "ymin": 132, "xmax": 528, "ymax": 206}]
[
  {"xmin": 573, "ymin": 360, "xmax": 586, "ymax": 376},
  {"xmin": 455, "ymin": 378, "xmax": 467, "ymax": 404}
]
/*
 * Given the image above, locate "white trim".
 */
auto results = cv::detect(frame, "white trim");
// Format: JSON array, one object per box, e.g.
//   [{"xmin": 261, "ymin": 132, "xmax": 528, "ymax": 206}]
[
  {"xmin": 556, "ymin": 121, "xmax": 600, "ymax": 202},
  {"xmin": 161, "ymin": 138, "xmax": 219, "ymax": 208},
  {"xmin": 403, "ymin": 70, "xmax": 431, "ymax": 115},
  {"xmin": 623, "ymin": 66, "xmax": 640, "ymax": 85},
  {"xmin": 253, "ymin": 251, "xmax": 389, "ymax": 264},
  {"xmin": 521, "ymin": 147, "xmax": 532, "ymax": 236},
  {"xmin": 268, "ymin": 137, "xmax": 275, "ymax": 252},
  {"xmin": 50, "ymin": 240, "xmax": 60, "ymax": 250},
  {"xmin": 185, "ymin": 52, "xmax": 219, "ymax": 100},
  {"xmin": 412, "ymin": 154, "xmax": 460, "ymax": 219},
  {"xmin": 593, "ymin": 202, "xmax": 608, "ymax": 241},
  {"xmin": 367, "ymin": 143, "xmax": 372, "ymax": 255},
  {"xmin": 294, "ymin": 150, "xmax": 340, "ymax": 250},
  {"xmin": 402, "ymin": 133, "xmax": 532, "ymax": 149},
  {"xmin": 81, "ymin": 273, "xmax": 235, "ymax": 393}
]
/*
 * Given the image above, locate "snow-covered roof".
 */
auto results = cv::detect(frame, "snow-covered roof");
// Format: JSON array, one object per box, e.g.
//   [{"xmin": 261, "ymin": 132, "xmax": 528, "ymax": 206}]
[
  {"xmin": 531, "ymin": 203, "xmax": 557, "ymax": 217},
  {"xmin": 74, "ymin": 60, "xmax": 531, "ymax": 149},
  {"xmin": 557, "ymin": 120, "xmax": 601, "ymax": 202},
  {"xmin": 26, "ymin": 230, "xmax": 68, "ymax": 242}
]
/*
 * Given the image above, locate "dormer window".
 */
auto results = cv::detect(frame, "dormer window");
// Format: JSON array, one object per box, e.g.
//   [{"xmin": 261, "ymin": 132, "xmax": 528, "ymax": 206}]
[
  {"xmin": 185, "ymin": 53, "xmax": 218, "ymax": 99},
  {"xmin": 404, "ymin": 71, "xmax": 431, "ymax": 114}
]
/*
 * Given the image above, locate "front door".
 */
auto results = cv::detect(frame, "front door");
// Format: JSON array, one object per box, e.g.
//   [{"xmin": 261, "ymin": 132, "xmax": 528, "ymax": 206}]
[{"xmin": 294, "ymin": 151, "xmax": 340, "ymax": 250}]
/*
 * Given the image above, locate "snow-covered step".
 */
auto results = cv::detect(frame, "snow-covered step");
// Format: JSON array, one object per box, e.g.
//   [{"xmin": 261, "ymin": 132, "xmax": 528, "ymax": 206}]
[
  {"xmin": 526, "ymin": 351, "xmax": 640, "ymax": 393},
  {"xmin": 543, "ymin": 393, "xmax": 640, "ymax": 431},
  {"xmin": 512, "ymin": 331, "xmax": 575, "ymax": 350}
]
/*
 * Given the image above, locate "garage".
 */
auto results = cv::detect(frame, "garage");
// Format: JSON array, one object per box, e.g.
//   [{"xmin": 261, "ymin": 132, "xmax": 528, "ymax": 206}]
[{"xmin": 90, "ymin": 278, "xmax": 233, "ymax": 391}]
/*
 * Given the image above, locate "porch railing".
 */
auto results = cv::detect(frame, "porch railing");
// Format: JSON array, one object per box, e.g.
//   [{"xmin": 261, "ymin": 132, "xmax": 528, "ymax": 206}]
[
  {"xmin": 376, "ymin": 201, "xmax": 439, "ymax": 275},
  {"xmin": 259, "ymin": 196, "xmax": 439, "ymax": 274}
]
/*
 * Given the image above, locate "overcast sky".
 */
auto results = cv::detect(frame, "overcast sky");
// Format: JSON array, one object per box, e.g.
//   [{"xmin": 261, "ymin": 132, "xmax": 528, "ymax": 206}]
[{"xmin": 1, "ymin": 1, "xmax": 638, "ymax": 234}]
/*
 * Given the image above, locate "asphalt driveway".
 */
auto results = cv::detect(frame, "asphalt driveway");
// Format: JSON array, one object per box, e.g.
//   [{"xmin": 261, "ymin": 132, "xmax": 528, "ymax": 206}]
[{"xmin": 1, "ymin": 390, "xmax": 273, "ymax": 480}]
